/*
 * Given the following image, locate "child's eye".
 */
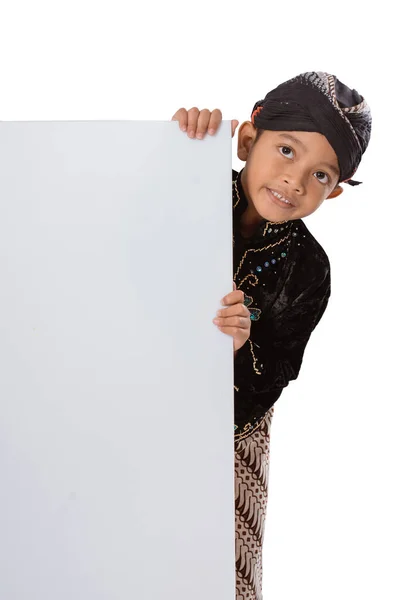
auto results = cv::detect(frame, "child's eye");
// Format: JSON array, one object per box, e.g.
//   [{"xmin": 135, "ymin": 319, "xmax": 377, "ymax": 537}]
[
  {"xmin": 278, "ymin": 146, "xmax": 294, "ymax": 159},
  {"xmin": 314, "ymin": 171, "xmax": 330, "ymax": 184}
]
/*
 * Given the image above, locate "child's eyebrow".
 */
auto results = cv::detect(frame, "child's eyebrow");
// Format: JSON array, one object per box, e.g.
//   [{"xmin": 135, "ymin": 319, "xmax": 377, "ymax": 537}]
[
  {"xmin": 278, "ymin": 133, "xmax": 340, "ymax": 177},
  {"xmin": 278, "ymin": 133, "xmax": 307, "ymax": 150},
  {"xmin": 319, "ymin": 161, "xmax": 340, "ymax": 177}
]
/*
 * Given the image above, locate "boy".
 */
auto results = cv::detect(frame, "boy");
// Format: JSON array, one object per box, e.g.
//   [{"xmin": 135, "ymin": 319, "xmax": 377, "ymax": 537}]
[{"xmin": 172, "ymin": 71, "xmax": 372, "ymax": 599}]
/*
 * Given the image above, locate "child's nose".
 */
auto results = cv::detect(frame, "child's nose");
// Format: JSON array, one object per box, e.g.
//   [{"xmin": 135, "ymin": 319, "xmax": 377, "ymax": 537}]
[{"xmin": 283, "ymin": 175, "xmax": 306, "ymax": 194}]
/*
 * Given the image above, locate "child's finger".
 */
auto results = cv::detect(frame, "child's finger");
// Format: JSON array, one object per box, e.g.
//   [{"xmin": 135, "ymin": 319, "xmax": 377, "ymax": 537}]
[
  {"xmin": 187, "ymin": 107, "xmax": 200, "ymax": 138},
  {"xmin": 221, "ymin": 290, "xmax": 245, "ymax": 306},
  {"xmin": 216, "ymin": 325, "xmax": 248, "ymax": 339},
  {"xmin": 231, "ymin": 119, "xmax": 239, "ymax": 138},
  {"xmin": 208, "ymin": 109, "xmax": 222, "ymax": 135},
  {"xmin": 213, "ymin": 316, "xmax": 249, "ymax": 328},
  {"xmin": 216, "ymin": 303, "xmax": 249, "ymax": 318},
  {"xmin": 171, "ymin": 108, "xmax": 188, "ymax": 132},
  {"xmin": 196, "ymin": 109, "xmax": 211, "ymax": 139}
]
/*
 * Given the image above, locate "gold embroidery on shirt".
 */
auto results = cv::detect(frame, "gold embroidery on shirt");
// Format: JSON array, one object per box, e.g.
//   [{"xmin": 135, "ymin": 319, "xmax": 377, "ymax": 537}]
[
  {"xmin": 237, "ymin": 273, "xmax": 258, "ymax": 289},
  {"xmin": 263, "ymin": 220, "xmax": 291, "ymax": 236},
  {"xmin": 234, "ymin": 416, "xmax": 265, "ymax": 442},
  {"xmin": 233, "ymin": 178, "xmax": 240, "ymax": 209},
  {"xmin": 248, "ymin": 338, "xmax": 262, "ymax": 375}
]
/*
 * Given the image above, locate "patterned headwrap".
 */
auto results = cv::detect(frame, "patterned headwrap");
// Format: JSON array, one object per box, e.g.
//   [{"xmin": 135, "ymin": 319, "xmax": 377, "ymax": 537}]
[{"xmin": 251, "ymin": 71, "xmax": 372, "ymax": 186}]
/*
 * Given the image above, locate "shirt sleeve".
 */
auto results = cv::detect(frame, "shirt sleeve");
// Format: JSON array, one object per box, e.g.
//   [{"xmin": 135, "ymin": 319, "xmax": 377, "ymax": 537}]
[{"xmin": 234, "ymin": 260, "xmax": 331, "ymax": 413}]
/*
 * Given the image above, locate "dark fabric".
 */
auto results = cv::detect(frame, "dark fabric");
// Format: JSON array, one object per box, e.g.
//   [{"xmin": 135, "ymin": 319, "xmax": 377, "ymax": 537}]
[
  {"xmin": 233, "ymin": 168, "xmax": 331, "ymax": 441},
  {"xmin": 251, "ymin": 71, "xmax": 372, "ymax": 185}
]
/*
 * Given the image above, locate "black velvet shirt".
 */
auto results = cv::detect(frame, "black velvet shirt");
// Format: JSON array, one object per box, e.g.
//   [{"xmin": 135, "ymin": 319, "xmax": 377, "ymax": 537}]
[{"xmin": 233, "ymin": 168, "xmax": 331, "ymax": 442}]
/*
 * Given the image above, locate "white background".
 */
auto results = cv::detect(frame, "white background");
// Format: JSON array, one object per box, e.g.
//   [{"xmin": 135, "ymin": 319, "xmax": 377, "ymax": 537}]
[{"xmin": 0, "ymin": 1, "xmax": 398, "ymax": 598}]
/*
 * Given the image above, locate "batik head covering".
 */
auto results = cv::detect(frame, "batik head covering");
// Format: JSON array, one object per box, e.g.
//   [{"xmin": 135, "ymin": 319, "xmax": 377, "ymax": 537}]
[{"xmin": 251, "ymin": 71, "xmax": 372, "ymax": 186}]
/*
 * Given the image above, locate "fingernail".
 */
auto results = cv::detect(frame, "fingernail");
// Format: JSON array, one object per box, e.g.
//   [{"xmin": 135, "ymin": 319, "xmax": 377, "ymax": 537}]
[
  {"xmin": 196, "ymin": 132, "xmax": 203, "ymax": 139},
  {"xmin": 213, "ymin": 318, "xmax": 220, "ymax": 325},
  {"xmin": 208, "ymin": 128, "xmax": 215, "ymax": 135},
  {"xmin": 188, "ymin": 130, "xmax": 194, "ymax": 138},
  {"xmin": 181, "ymin": 125, "xmax": 187, "ymax": 131}
]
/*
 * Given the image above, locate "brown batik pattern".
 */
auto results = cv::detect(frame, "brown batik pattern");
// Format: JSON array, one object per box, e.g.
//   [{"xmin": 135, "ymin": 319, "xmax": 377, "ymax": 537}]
[{"xmin": 235, "ymin": 405, "xmax": 274, "ymax": 600}]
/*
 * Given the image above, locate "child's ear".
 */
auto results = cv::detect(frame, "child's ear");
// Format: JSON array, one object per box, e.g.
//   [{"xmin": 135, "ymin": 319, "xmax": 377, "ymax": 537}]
[
  {"xmin": 237, "ymin": 121, "xmax": 256, "ymax": 161},
  {"xmin": 327, "ymin": 185, "xmax": 343, "ymax": 199}
]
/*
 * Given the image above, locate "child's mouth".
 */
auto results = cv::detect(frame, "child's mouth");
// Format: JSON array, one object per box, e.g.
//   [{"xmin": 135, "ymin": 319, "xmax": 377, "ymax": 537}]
[{"xmin": 266, "ymin": 188, "xmax": 295, "ymax": 209}]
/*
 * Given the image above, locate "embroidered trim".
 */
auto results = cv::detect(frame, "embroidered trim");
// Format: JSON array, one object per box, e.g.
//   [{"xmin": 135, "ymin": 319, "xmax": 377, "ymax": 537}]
[
  {"xmin": 233, "ymin": 177, "xmax": 240, "ymax": 209},
  {"xmin": 237, "ymin": 273, "xmax": 258, "ymax": 289},
  {"xmin": 234, "ymin": 415, "xmax": 265, "ymax": 442},
  {"xmin": 262, "ymin": 220, "xmax": 291, "ymax": 236},
  {"xmin": 248, "ymin": 338, "xmax": 262, "ymax": 375}
]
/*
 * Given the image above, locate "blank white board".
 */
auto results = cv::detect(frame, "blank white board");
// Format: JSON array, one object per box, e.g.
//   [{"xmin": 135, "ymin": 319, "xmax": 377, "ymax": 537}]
[{"xmin": 0, "ymin": 121, "xmax": 234, "ymax": 599}]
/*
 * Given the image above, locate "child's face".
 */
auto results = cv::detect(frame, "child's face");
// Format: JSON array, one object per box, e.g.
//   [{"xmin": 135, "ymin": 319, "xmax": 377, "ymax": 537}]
[{"xmin": 238, "ymin": 125, "xmax": 342, "ymax": 222}]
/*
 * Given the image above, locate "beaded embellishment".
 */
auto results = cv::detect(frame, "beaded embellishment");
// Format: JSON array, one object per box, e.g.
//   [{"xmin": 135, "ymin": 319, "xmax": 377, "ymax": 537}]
[{"xmin": 244, "ymin": 294, "xmax": 261, "ymax": 322}]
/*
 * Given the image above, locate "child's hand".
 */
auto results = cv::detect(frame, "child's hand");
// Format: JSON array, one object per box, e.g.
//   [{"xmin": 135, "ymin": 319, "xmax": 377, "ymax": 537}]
[
  {"xmin": 171, "ymin": 107, "xmax": 239, "ymax": 139},
  {"xmin": 213, "ymin": 284, "xmax": 251, "ymax": 353}
]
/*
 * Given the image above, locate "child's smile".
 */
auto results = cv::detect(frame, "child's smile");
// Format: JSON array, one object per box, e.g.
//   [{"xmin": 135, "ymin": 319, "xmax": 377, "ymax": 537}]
[{"xmin": 266, "ymin": 187, "xmax": 296, "ymax": 209}]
